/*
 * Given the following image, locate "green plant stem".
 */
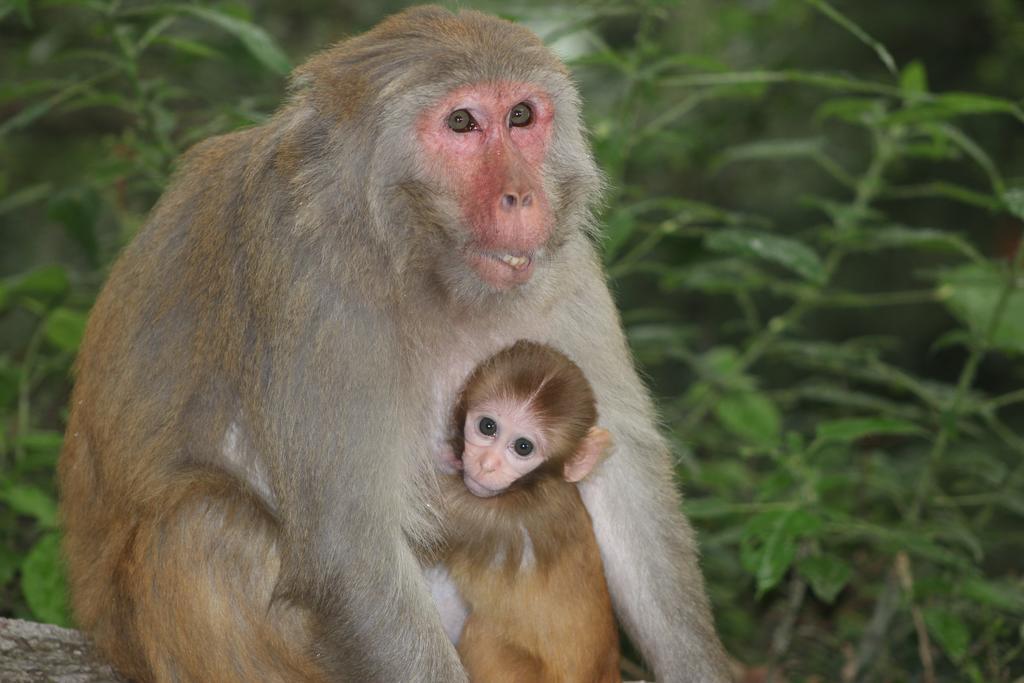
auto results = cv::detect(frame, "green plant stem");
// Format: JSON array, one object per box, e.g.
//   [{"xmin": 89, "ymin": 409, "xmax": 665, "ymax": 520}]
[
  {"xmin": 802, "ymin": 0, "xmax": 898, "ymax": 76},
  {"xmin": 684, "ymin": 500, "xmax": 798, "ymax": 519},
  {"xmin": 988, "ymin": 388, "xmax": 1024, "ymax": 410},
  {"xmin": 661, "ymin": 70, "xmax": 904, "ymax": 97},
  {"xmin": 882, "ymin": 182, "xmax": 1004, "ymax": 211},
  {"xmin": 813, "ymin": 151, "xmax": 858, "ymax": 188},
  {"xmin": 681, "ymin": 130, "xmax": 895, "ymax": 434},
  {"xmin": 910, "ymin": 242, "xmax": 1023, "ymax": 522},
  {"xmin": 608, "ymin": 225, "xmax": 671, "ymax": 277},
  {"xmin": 932, "ymin": 492, "xmax": 1005, "ymax": 506},
  {"xmin": 983, "ymin": 414, "xmax": 1024, "ymax": 456},
  {"xmin": 851, "ymin": 127, "xmax": 895, "ymax": 219},
  {"xmin": 814, "ymin": 288, "xmax": 940, "ymax": 308}
]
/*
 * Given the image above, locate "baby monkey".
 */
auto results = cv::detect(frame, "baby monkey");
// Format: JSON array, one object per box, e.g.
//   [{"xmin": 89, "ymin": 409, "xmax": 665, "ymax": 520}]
[{"xmin": 440, "ymin": 340, "xmax": 621, "ymax": 683}]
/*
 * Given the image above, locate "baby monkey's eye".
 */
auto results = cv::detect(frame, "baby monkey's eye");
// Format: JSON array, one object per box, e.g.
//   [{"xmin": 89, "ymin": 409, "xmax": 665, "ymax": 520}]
[
  {"xmin": 478, "ymin": 416, "xmax": 497, "ymax": 436},
  {"xmin": 513, "ymin": 438, "xmax": 534, "ymax": 457}
]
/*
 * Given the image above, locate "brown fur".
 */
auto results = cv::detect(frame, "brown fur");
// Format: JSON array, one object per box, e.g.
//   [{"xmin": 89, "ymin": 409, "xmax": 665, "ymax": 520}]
[
  {"xmin": 443, "ymin": 342, "xmax": 620, "ymax": 683},
  {"xmin": 444, "ymin": 477, "xmax": 621, "ymax": 683},
  {"xmin": 59, "ymin": 457, "xmax": 325, "ymax": 682}
]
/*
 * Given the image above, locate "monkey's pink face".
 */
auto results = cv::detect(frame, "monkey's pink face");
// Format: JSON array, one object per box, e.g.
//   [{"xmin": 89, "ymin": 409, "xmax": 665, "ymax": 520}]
[
  {"xmin": 461, "ymin": 402, "xmax": 546, "ymax": 497},
  {"xmin": 417, "ymin": 82, "xmax": 555, "ymax": 289}
]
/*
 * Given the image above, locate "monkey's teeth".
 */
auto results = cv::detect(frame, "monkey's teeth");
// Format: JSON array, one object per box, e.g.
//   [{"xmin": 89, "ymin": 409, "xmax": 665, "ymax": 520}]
[{"xmin": 498, "ymin": 254, "xmax": 529, "ymax": 268}]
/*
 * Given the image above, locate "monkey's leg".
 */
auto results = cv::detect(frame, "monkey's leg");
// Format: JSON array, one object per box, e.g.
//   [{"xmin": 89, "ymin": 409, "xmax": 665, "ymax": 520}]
[
  {"xmin": 76, "ymin": 469, "xmax": 326, "ymax": 683},
  {"xmin": 457, "ymin": 616, "xmax": 548, "ymax": 683}
]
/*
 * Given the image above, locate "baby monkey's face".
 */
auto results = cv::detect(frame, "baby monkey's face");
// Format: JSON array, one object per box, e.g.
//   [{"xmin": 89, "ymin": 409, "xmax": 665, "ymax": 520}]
[{"xmin": 461, "ymin": 399, "xmax": 547, "ymax": 497}]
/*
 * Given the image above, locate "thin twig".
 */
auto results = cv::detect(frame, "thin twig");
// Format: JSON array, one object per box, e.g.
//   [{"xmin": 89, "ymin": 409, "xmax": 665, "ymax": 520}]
[
  {"xmin": 765, "ymin": 571, "xmax": 807, "ymax": 683},
  {"xmin": 895, "ymin": 552, "xmax": 935, "ymax": 683},
  {"xmin": 851, "ymin": 568, "xmax": 901, "ymax": 681}
]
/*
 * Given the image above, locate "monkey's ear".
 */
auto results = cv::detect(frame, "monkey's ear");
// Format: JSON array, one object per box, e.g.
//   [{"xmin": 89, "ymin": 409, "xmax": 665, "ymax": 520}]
[{"xmin": 564, "ymin": 427, "xmax": 613, "ymax": 483}]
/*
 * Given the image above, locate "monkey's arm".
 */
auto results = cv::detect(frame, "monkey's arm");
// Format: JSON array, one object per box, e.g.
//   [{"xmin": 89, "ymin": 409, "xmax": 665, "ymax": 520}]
[
  {"xmin": 544, "ymin": 243, "xmax": 732, "ymax": 683},
  {"xmin": 257, "ymin": 312, "xmax": 466, "ymax": 682}
]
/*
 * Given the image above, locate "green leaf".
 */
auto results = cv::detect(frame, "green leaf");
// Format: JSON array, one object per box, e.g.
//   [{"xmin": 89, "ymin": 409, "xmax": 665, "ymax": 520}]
[
  {"xmin": 831, "ymin": 225, "xmax": 983, "ymax": 263},
  {"xmin": 930, "ymin": 329, "xmax": 972, "ymax": 353},
  {"xmin": 816, "ymin": 97, "xmax": 886, "ymax": 125},
  {"xmin": 602, "ymin": 209, "xmax": 638, "ymax": 262},
  {"xmin": 804, "ymin": 0, "xmax": 896, "ymax": 75},
  {"xmin": 48, "ymin": 189, "xmax": 101, "ymax": 265},
  {"xmin": 21, "ymin": 533, "xmax": 71, "ymax": 627},
  {"xmin": 797, "ymin": 553, "xmax": 852, "ymax": 603},
  {"xmin": 831, "ymin": 517, "xmax": 972, "ymax": 569},
  {"xmin": 627, "ymin": 324, "xmax": 696, "ymax": 360},
  {"xmin": 939, "ymin": 263, "xmax": 1024, "ymax": 354},
  {"xmin": 1003, "ymin": 187, "xmax": 1024, "ymax": 222},
  {"xmin": 0, "ymin": 0, "xmax": 32, "ymax": 26},
  {"xmin": 960, "ymin": 578, "xmax": 1024, "ymax": 615},
  {"xmin": 900, "ymin": 60, "xmax": 928, "ymax": 94},
  {"xmin": 712, "ymin": 138, "xmax": 823, "ymax": 171},
  {"xmin": 741, "ymin": 509, "xmax": 822, "ymax": 597},
  {"xmin": 178, "ymin": 6, "xmax": 291, "ymax": 75},
  {"xmin": 0, "ymin": 97, "xmax": 58, "ymax": 139},
  {"xmin": 884, "ymin": 181, "xmax": 1002, "ymax": 211},
  {"xmin": 923, "ymin": 607, "xmax": 970, "ymax": 664},
  {"xmin": 815, "ymin": 417, "xmax": 925, "ymax": 444},
  {"xmin": 702, "ymin": 346, "xmax": 743, "ymax": 379},
  {"xmin": 137, "ymin": 15, "xmax": 178, "ymax": 53},
  {"xmin": 0, "ymin": 545, "xmax": 18, "ymax": 586},
  {"xmin": 0, "ymin": 362, "xmax": 18, "ymax": 410},
  {"xmin": 0, "ymin": 484, "xmax": 58, "ymax": 527},
  {"xmin": 0, "ymin": 183, "xmax": 52, "ymax": 215},
  {"xmin": 660, "ymin": 258, "xmax": 768, "ymax": 294},
  {"xmin": 16, "ymin": 431, "xmax": 65, "ymax": 473},
  {"xmin": 682, "ymin": 498, "xmax": 747, "ymax": 520},
  {"xmin": 788, "ymin": 384, "xmax": 924, "ymax": 421},
  {"xmin": 154, "ymin": 36, "xmax": 224, "ymax": 60},
  {"xmin": 0, "ymin": 80, "xmax": 64, "ymax": 106},
  {"xmin": 44, "ymin": 308, "xmax": 88, "ymax": 353},
  {"xmin": 887, "ymin": 93, "xmax": 1024, "ymax": 125},
  {"xmin": 715, "ymin": 391, "xmax": 782, "ymax": 449},
  {"xmin": 705, "ymin": 229, "xmax": 826, "ymax": 284},
  {"xmin": 9, "ymin": 265, "xmax": 69, "ymax": 302}
]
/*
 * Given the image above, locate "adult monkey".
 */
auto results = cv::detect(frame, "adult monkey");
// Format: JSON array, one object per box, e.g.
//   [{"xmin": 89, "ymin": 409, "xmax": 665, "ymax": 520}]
[{"xmin": 58, "ymin": 6, "xmax": 730, "ymax": 682}]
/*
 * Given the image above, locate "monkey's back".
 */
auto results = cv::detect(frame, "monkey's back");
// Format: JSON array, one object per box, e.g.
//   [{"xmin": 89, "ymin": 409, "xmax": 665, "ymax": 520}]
[
  {"xmin": 57, "ymin": 124, "xmax": 330, "ymax": 681},
  {"xmin": 446, "ymin": 482, "xmax": 621, "ymax": 683}
]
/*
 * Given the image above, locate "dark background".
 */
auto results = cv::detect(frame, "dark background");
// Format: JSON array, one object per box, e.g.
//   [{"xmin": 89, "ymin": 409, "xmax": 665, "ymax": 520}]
[{"xmin": 2, "ymin": 1, "xmax": 1023, "ymax": 680}]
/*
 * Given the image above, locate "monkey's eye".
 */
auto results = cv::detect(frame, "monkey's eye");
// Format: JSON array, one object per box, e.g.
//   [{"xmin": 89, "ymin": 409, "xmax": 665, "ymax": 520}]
[
  {"xmin": 447, "ymin": 109, "xmax": 478, "ymax": 133},
  {"xmin": 513, "ymin": 438, "xmax": 534, "ymax": 457},
  {"xmin": 509, "ymin": 102, "xmax": 532, "ymax": 127},
  {"xmin": 478, "ymin": 416, "xmax": 498, "ymax": 437}
]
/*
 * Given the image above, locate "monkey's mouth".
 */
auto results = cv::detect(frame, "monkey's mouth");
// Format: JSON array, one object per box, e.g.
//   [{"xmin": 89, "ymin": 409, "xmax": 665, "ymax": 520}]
[
  {"xmin": 466, "ymin": 250, "xmax": 535, "ymax": 289},
  {"xmin": 463, "ymin": 474, "xmax": 502, "ymax": 498},
  {"xmin": 493, "ymin": 253, "xmax": 530, "ymax": 269}
]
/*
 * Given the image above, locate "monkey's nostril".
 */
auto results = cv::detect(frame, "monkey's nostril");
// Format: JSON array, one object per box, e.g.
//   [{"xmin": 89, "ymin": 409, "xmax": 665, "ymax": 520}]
[
  {"xmin": 501, "ymin": 194, "xmax": 518, "ymax": 209},
  {"xmin": 521, "ymin": 193, "xmax": 533, "ymax": 208}
]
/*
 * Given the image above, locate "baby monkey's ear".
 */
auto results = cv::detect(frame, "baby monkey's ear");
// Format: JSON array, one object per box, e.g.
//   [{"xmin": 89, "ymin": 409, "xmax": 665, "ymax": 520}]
[{"xmin": 564, "ymin": 427, "xmax": 613, "ymax": 483}]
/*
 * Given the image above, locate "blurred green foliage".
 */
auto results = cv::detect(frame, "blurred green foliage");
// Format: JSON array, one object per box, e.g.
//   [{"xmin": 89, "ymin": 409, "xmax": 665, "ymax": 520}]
[{"xmin": 2, "ymin": 0, "xmax": 1023, "ymax": 680}]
